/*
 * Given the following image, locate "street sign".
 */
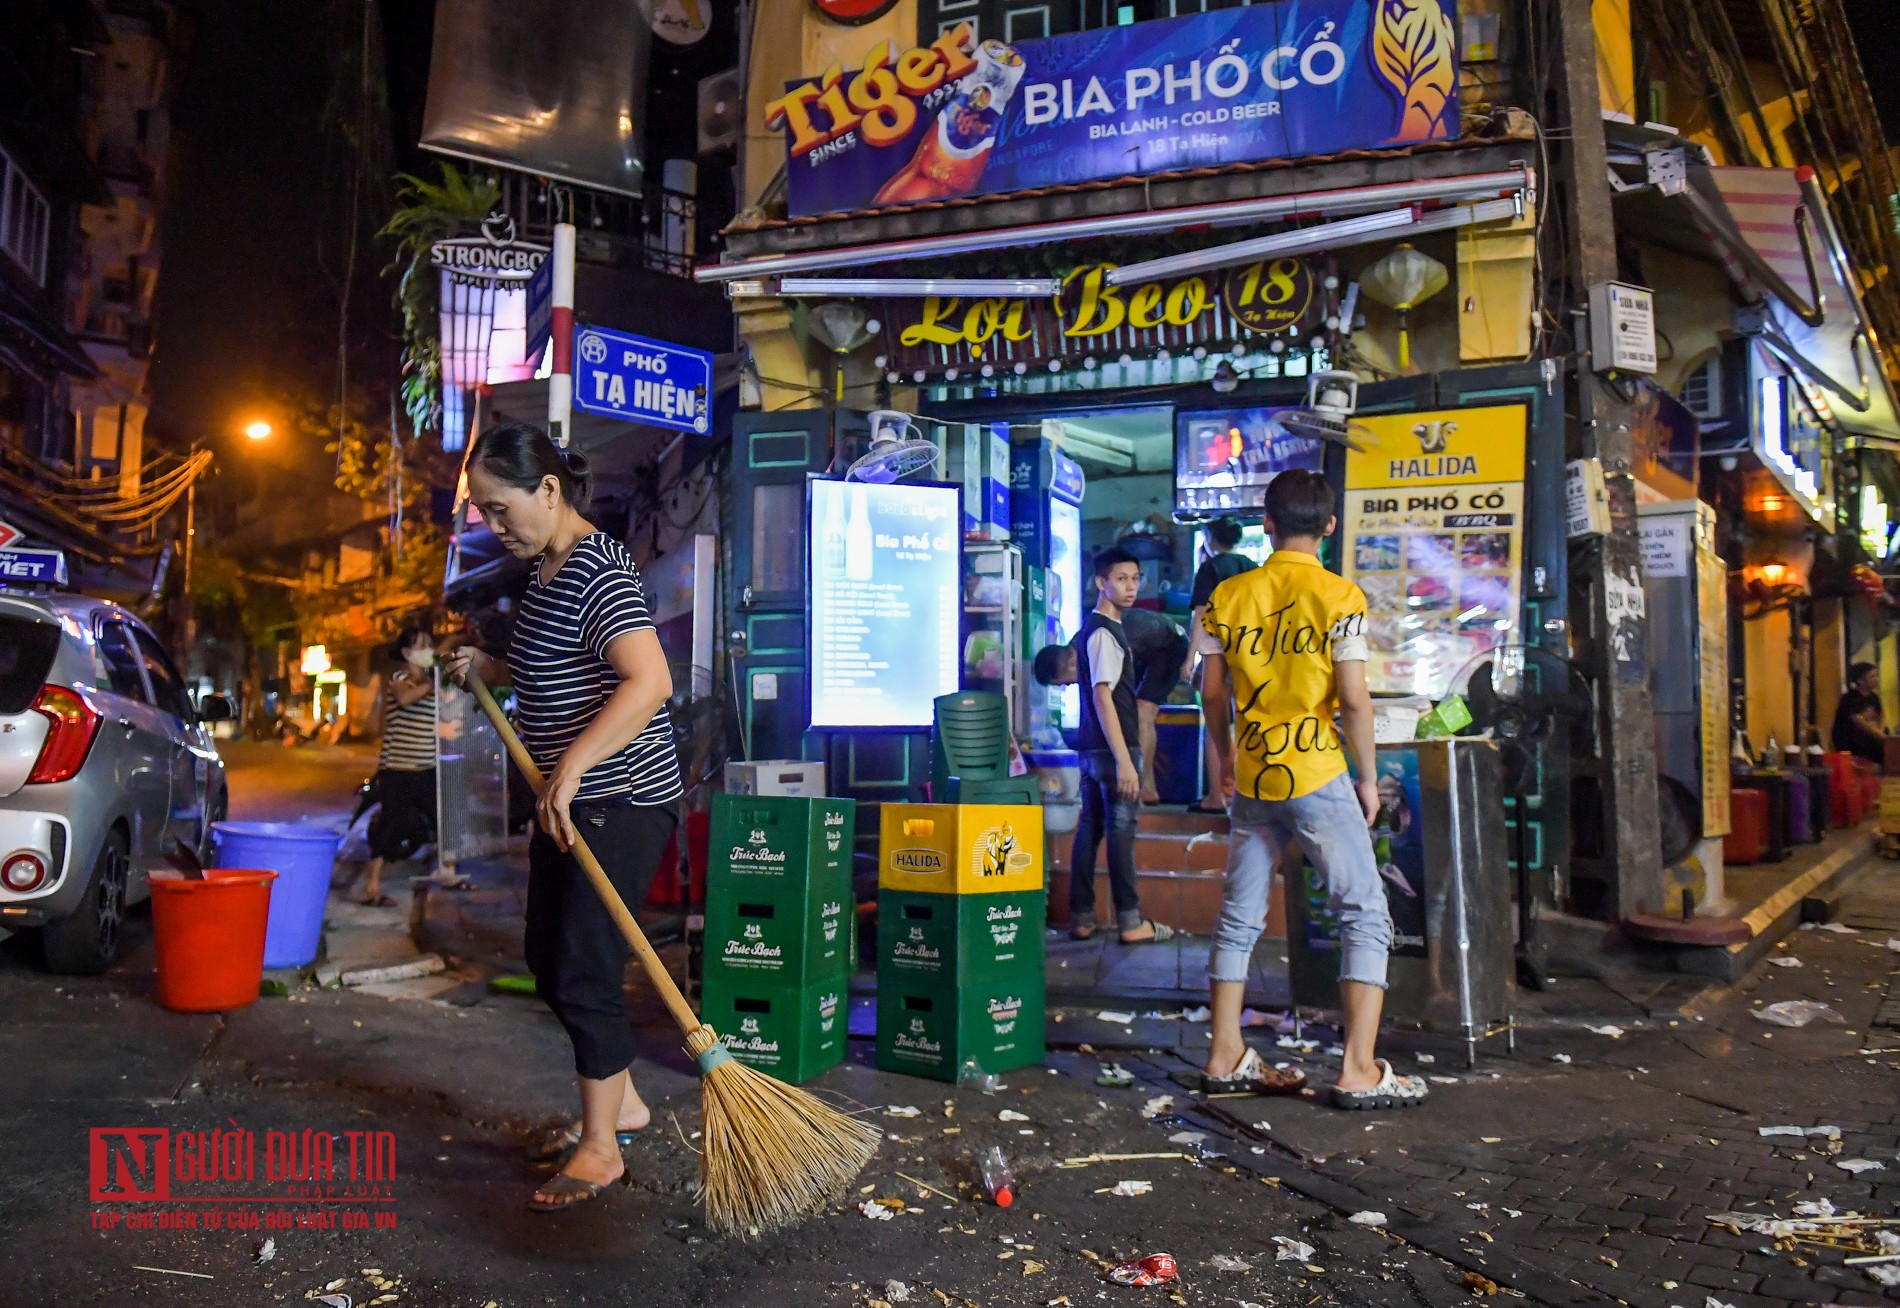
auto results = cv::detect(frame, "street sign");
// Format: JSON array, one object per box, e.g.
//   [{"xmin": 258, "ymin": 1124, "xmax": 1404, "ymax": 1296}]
[
  {"xmin": 524, "ymin": 254, "xmax": 553, "ymax": 363},
  {"xmin": 571, "ymin": 324, "xmax": 712, "ymax": 435},
  {"xmin": 0, "ymin": 548, "xmax": 68, "ymax": 586},
  {"xmin": 0, "ymin": 517, "xmax": 21, "ymax": 550}
]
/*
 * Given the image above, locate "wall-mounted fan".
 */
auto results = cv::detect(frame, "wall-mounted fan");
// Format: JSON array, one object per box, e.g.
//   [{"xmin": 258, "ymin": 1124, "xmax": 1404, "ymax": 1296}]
[
  {"xmin": 845, "ymin": 409, "xmax": 941, "ymax": 483},
  {"xmin": 1275, "ymin": 370, "xmax": 1371, "ymax": 450}
]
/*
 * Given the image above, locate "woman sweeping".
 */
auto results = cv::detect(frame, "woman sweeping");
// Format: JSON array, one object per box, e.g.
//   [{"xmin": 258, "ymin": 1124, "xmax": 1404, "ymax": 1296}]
[
  {"xmin": 445, "ymin": 421, "xmax": 682, "ymax": 1213},
  {"xmin": 360, "ymin": 624, "xmax": 438, "ymax": 906}
]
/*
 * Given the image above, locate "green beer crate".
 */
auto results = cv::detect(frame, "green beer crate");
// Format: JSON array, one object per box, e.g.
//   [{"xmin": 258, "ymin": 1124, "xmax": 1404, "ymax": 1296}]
[
  {"xmin": 700, "ymin": 973, "xmax": 849, "ymax": 1086},
  {"xmin": 706, "ymin": 886, "xmax": 852, "ymax": 987},
  {"xmin": 874, "ymin": 964, "xmax": 1046, "ymax": 1082},
  {"xmin": 877, "ymin": 889, "xmax": 1045, "ymax": 985},
  {"xmin": 708, "ymin": 793, "xmax": 854, "ymax": 898},
  {"xmin": 706, "ymin": 794, "xmax": 855, "ymax": 989}
]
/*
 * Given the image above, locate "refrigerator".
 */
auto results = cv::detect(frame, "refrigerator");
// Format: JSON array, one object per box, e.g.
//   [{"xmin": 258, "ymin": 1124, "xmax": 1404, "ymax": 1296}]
[
  {"xmin": 1011, "ymin": 438, "xmax": 1086, "ymax": 744},
  {"xmin": 961, "ymin": 541, "xmax": 1026, "ymax": 735}
]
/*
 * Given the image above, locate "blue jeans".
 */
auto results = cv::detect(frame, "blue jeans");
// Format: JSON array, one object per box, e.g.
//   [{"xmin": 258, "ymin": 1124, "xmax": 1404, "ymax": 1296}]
[
  {"xmin": 1072, "ymin": 748, "xmax": 1144, "ymax": 931},
  {"xmin": 1209, "ymin": 771, "xmax": 1392, "ymax": 989}
]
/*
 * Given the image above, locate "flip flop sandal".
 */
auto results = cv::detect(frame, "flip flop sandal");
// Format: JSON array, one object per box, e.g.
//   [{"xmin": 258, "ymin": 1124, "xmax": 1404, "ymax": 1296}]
[
  {"xmin": 526, "ymin": 1171, "xmax": 620, "ymax": 1212},
  {"xmin": 1069, "ymin": 923, "xmax": 1098, "ymax": 941},
  {"xmin": 1119, "ymin": 921, "xmax": 1177, "ymax": 944},
  {"xmin": 525, "ymin": 1124, "xmax": 642, "ymax": 1165},
  {"xmin": 1330, "ymin": 1058, "xmax": 1431, "ymax": 1111},
  {"xmin": 359, "ymin": 893, "xmax": 395, "ymax": 908},
  {"xmin": 1201, "ymin": 1046, "xmax": 1307, "ymax": 1096}
]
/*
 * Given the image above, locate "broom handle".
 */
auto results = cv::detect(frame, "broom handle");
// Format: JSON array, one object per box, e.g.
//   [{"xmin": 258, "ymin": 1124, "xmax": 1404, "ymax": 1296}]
[{"xmin": 465, "ymin": 672, "xmax": 703, "ymax": 1037}]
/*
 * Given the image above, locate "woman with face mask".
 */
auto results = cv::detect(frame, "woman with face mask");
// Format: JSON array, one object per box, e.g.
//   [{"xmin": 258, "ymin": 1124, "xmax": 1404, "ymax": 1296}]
[
  {"xmin": 443, "ymin": 421, "xmax": 682, "ymax": 1213},
  {"xmin": 361, "ymin": 624, "xmax": 439, "ymax": 906}
]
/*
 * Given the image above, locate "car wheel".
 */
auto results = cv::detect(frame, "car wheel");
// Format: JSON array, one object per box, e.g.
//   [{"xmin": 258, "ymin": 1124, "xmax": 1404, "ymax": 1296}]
[
  {"xmin": 42, "ymin": 829, "xmax": 129, "ymax": 976},
  {"xmin": 199, "ymin": 787, "xmax": 228, "ymax": 868}
]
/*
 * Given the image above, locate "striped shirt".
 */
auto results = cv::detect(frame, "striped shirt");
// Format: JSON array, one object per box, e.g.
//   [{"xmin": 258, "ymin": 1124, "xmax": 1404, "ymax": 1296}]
[
  {"xmin": 379, "ymin": 681, "xmax": 437, "ymax": 771},
  {"xmin": 507, "ymin": 533, "xmax": 682, "ymax": 804}
]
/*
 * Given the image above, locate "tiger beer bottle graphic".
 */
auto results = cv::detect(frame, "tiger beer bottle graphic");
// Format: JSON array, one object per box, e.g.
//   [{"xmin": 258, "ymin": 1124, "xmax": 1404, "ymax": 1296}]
[{"xmin": 873, "ymin": 40, "xmax": 1025, "ymax": 205}]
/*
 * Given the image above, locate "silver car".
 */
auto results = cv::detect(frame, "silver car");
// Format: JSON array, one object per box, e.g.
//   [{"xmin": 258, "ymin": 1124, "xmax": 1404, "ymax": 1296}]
[{"xmin": 0, "ymin": 591, "xmax": 232, "ymax": 973}]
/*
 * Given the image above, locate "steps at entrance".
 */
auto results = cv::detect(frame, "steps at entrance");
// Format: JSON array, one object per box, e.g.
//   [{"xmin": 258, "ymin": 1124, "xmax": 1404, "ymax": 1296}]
[{"xmin": 1047, "ymin": 806, "xmax": 1287, "ymax": 937}]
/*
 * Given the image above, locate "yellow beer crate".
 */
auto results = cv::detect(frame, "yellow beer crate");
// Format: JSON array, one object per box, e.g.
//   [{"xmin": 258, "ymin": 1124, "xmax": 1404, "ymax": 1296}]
[{"xmin": 878, "ymin": 803, "xmax": 1043, "ymax": 896}]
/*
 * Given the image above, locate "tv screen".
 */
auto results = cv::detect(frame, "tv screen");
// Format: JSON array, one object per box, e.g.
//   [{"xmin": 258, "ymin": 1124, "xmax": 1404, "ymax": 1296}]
[
  {"xmin": 809, "ymin": 479, "xmax": 962, "ymax": 730},
  {"xmin": 1175, "ymin": 407, "xmax": 1325, "ymax": 516}
]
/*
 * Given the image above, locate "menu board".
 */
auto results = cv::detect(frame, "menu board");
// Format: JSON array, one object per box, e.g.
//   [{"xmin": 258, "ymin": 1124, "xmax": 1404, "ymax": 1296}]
[
  {"xmin": 1342, "ymin": 406, "xmax": 1529, "ymax": 698},
  {"xmin": 810, "ymin": 479, "xmax": 962, "ymax": 729}
]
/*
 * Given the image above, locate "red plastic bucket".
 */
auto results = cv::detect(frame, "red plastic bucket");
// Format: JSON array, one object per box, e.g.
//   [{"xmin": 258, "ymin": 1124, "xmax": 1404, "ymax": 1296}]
[{"xmin": 150, "ymin": 869, "xmax": 278, "ymax": 1012}]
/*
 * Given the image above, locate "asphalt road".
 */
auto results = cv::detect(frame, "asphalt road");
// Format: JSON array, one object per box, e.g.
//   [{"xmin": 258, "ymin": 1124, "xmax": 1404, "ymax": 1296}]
[{"xmin": 219, "ymin": 739, "xmax": 377, "ymax": 826}]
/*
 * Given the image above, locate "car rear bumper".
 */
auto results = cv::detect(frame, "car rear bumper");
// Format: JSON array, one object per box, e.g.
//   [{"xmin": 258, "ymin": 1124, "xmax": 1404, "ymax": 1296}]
[{"xmin": 0, "ymin": 808, "xmax": 74, "ymax": 926}]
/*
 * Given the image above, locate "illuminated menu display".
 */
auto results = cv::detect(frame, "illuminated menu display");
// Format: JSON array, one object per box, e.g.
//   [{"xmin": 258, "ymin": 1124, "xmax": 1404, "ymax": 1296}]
[{"xmin": 810, "ymin": 479, "xmax": 961, "ymax": 729}]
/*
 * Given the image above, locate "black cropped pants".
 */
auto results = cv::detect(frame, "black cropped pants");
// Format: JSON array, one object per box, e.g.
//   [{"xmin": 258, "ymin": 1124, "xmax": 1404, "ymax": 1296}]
[{"xmin": 524, "ymin": 799, "xmax": 680, "ymax": 1080}]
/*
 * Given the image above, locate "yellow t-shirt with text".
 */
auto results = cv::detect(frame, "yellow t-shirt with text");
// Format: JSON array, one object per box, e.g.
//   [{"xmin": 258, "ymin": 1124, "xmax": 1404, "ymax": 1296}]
[{"xmin": 1201, "ymin": 550, "xmax": 1368, "ymax": 802}]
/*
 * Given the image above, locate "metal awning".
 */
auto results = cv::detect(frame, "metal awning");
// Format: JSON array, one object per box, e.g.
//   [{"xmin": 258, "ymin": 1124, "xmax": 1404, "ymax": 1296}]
[
  {"xmin": 1615, "ymin": 159, "xmax": 1900, "ymax": 444},
  {"xmin": 702, "ymin": 155, "xmax": 1533, "ymax": 284}
]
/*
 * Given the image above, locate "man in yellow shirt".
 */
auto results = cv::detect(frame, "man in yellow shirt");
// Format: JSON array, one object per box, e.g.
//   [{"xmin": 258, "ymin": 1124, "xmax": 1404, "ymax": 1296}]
[{"xmin": 1198, "ymin": 469, "xmax": 1427, "ymax": 1109}]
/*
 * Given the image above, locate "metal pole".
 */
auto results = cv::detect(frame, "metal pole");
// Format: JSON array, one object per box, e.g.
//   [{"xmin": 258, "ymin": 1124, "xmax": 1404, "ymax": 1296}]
[
  {"xmin": 183, "ymin": 477, "xmax": 196, "ymax": 645},
  {"xmin": 547, "ymin": 217, "xmax": 577, "ymax": 447}
]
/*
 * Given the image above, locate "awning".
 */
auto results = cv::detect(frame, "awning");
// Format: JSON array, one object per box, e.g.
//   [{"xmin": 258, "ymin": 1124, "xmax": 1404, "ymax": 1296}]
[
  {"xmin": 1616, "ymin": 160, "xmax": 1900, "ymax": 445},
  {"xmin": 696, "ymin": 166, "xmax": 1531, "ymax": 284}
]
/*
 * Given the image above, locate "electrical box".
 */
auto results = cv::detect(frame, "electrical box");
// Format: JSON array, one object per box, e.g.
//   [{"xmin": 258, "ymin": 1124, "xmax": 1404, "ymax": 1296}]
[
  {"xmin": 1566, "ymin": 458, "xmax": 1613, "ymax": 538},
  {"xmin": 1588, "ymin": 281, "xmax": 1658, "ymax": 374}
]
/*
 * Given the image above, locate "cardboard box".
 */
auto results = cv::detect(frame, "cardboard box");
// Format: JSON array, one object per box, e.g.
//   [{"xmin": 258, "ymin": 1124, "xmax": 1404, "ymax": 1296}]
[
  {"xmin": 874, "ymin": 967, "xmax": 1046, "ymax": 1082},
  {"xmin": 877, "ymin": 889, "xmax": 1045, "ymax": 985},
  {"xmin": 699, "ymin": 974, "xmax": 849, "ymax": 1086},
  {"xmin": 878, "ymin": 803, "xmax": 1044, "ymax": 896}
]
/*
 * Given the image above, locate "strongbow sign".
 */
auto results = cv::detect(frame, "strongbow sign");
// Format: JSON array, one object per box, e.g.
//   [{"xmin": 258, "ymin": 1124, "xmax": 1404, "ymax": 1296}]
[
  {"xmin": 429, "ymin": 213, "xmax": 548, "ymax": 284},
  {"xmin": 767, "ymin": 0, "xmax": 1459, "ymax": 217}
]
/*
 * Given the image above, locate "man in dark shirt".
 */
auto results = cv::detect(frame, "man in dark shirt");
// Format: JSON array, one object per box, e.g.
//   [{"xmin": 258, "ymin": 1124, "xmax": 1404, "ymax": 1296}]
[
  {"xmin": 1833, "ymin": 661, "xmax": 1887, "ymax": 764},
  {"xmin": 1030, "ymin": 548, "xmax": 1174, "ymax": 944},
  {"xmin": 1035, "ymin": 605, "xmax": 1187, "ymax": 804},
  {"xmin": 1188, "ymin": 518, "xmax": 1257, "ymax": 812}
]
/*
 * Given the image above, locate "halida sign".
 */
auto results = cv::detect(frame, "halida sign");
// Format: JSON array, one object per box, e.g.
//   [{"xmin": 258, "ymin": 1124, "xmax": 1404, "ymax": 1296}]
[{"xmin": 766, "ymin": 0, "xmax": 1459, "ymax": 218}]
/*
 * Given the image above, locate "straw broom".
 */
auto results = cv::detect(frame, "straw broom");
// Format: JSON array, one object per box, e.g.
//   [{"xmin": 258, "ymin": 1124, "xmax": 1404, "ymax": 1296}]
[{"xmin": 466, "ymin": 673, "xmax": 880, "ymax": 1233}]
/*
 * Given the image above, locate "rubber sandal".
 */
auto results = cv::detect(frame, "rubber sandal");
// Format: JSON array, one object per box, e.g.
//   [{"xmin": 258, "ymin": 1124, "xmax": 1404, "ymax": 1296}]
[
  {"xmin": 1119, "ymin": 921, "xmax": 1177, "ymax": 944},
  {"xmin": 359, "ymin": 893, "xmax": 395, "ymax": 908},
  {"xmin": 525, "ymin": 1123, "xmax": 642, "ymax": 1165},
  {"xmin": 526, "ymin": 1171, "xmax": 619, "ymax": 1212},
  {"xmin": 1069, "ymin": 923, "xmax": 1097, "ymax": 941},
  {"xmin": 1201, "ymin": 1047, "xmax": 1307, "ymax": 1096},
  {"xmin": 1188, "ymin": 802, "xmax": 1228, "ymax": 815},
  {"xmin": 1330, "ymin": 1058, "xmax": 1431, "ymax": 1111}
]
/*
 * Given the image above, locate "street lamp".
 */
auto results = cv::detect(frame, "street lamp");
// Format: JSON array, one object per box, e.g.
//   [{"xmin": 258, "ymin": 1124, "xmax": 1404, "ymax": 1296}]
[{"xmin": 184, "ymin": 421, "xmax": 272, "ymax": 643}]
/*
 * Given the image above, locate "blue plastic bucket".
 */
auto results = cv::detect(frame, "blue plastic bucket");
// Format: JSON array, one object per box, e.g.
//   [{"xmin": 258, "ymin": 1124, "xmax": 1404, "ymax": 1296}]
[{"xmin": 209, "ymin": 822, "xmax": 342, "ymax": 969}]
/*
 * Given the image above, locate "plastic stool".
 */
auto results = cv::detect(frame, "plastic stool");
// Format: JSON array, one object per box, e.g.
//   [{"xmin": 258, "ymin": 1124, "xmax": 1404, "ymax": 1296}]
[{"xmin": 1725, "ymin": 788, "xmax": 1769, "ymax": 865}]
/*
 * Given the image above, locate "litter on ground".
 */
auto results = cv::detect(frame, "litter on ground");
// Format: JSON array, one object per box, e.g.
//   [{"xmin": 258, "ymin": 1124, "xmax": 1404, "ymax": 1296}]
[
  {"xmin": 859, "ymin": 1200, "xmax": 896, "ymax": 1220},
  {"xmin": 1139, "ymin": 1095, "xmax": 1175, "ymax": 1119},
  {"xmin": 1585, "ymin": 1024, "xmax": 1625, "ymax": 1038},
  {"xmin": 1837, "ymin": 1159, "xmax": 1885, "ymax": 1173},
  {"xmin": 1096, "ymin": 1011, "xmax": 1137, "ymax": 1025},
  {"xmin": 1208, "ymin": 1254, "xmax": 1253, "ymax": 1272},
  {"xmin": 998, "ymin": 1110, "xmax": 1030, "ymax": 1122},
  {"xmin": 1348, "ymin": 1211, "xmax": 1387, "ymax": 1227},
  {"xmin": 1273, "ymin": 1237, "xmax": 1316, "ymax": 1261},
  {"xmin": 1752, "ymin": 1001, "xmax": 1846, "ymax": 1027},
  {"xmin": 1105, "ymin": 1179, "xmax": 1153, "ymax": 1197},
  {"xmin": 885, "ymin": 1106, "xmax": 922, "ymax": 1118},
  {"xmin": 1767, "ymin": 956, "xmax": 1804, "ymax": 968}
]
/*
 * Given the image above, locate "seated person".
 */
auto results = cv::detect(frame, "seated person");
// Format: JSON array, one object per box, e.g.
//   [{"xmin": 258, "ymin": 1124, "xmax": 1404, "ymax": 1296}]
[{"xmin": 1832, "ymin": 661, "xmax": 1887, "ymax": 765}]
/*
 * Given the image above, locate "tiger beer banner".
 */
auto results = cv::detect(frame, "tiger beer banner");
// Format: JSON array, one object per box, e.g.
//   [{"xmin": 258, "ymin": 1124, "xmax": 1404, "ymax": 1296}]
[{"xmin": 766, "ymin": 0, "xmax": 1459, "ymax": 219}]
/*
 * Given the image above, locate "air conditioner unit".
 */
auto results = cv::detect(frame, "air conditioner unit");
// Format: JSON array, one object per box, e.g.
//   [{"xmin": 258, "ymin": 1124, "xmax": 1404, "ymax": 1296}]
[
  {"xmin": 1679, "ymin": 355, "xmax": 1722, "ymax": 421},
  {"xmin": 698, "ymin": 69, "xmax": 742, "ymax": 155}
]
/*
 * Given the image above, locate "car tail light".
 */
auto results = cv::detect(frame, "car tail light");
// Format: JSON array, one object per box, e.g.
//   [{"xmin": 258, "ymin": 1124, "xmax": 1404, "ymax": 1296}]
[
  {"xmin": 26, "ymin": 685, "xmax": 102, "ymax": 784},
  {"xmin": 1, "ymin": 852, "xmax": 46, "ymax": 892}
]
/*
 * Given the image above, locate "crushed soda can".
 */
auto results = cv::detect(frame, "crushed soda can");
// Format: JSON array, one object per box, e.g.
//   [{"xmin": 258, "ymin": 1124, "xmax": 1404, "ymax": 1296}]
[{"xmin": 1106, "ymin": 1253, "xmax": 1177, "ymax": 1286}]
